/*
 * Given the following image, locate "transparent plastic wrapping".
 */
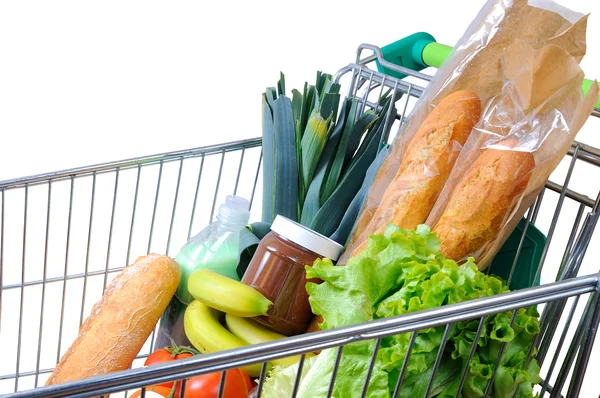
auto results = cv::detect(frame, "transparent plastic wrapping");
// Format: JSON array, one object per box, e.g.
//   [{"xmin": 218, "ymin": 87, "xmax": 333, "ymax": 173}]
[{"xmin": 342, "ymin": 0, "xmax": 598, "ymax": 267}]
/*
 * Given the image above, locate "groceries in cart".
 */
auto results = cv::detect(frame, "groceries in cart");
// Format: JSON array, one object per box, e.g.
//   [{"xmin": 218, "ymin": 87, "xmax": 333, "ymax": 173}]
[{"xmin": 36, "ymin": 0, "xmax": 600, "ymax": 398}]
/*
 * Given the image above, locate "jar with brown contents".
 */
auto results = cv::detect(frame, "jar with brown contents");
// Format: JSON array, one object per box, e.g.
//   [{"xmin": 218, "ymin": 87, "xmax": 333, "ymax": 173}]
[{"xmin": 241, "ymin": 215, "xmax": 344, "ymax": 336}]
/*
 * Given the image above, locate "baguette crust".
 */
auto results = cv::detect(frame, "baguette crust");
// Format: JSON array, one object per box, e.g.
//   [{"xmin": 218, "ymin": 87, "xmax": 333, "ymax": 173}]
[
  {"xmin": 433, "ymin": 144, "xmax": 535, "ymax": 262},
  {"xmin": 46, "ymin": 254, "xmax": 180, "ymax": 385},
  {"xmin": 349, "ymin": 90, "xmax": 481, "ymax": 256}
]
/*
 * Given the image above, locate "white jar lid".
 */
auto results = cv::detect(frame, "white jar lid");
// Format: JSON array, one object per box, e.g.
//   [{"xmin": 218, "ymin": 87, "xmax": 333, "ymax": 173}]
[{"xmin": 271, "ymin": 215, "xmax": 344, "ymax": 261}]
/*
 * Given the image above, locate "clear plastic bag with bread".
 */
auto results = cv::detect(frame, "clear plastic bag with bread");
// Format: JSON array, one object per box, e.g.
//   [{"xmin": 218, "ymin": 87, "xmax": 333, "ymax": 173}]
[{"xmin": 340, "ymin": 0, "xmax": 598, "ymax": 268}]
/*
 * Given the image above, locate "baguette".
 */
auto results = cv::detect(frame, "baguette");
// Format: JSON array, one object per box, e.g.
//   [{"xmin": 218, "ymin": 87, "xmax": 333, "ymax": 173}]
[
  {"xmin": 46, "ymin": 254, "xmax": 180, "ymax": 386},
  {"xmin": 309, "ymin": 91, "xmax": 481, "ymax": 333},
  {"xmin": 432, "ymin": 141, "xmax": 535, "ymax": 263},
  {"xmin": 347, "ymin": 90, "xmax": 481, "ymax": 256}
]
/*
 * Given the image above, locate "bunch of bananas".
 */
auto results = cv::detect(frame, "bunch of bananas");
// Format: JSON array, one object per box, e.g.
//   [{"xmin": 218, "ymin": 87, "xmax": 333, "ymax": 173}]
[{"xmin": 184, "ymin": 269, "xmax": 307, "ymax": 377}]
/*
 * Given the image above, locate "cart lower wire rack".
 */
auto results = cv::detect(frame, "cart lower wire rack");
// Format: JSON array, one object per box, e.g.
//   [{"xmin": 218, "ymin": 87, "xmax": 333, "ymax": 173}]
[{"xmin": 1, "ymin": 43, "xmax": 600, "ymax": 397}]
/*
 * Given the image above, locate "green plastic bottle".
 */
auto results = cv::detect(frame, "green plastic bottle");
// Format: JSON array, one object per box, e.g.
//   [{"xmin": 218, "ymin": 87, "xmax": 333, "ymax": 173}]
[
  {"xmin": 156, "ymin": 195, "xmax": 253, "ymax": 347},
  {"xmin": 175, "ymin": 195, "xmax": 251, "ymax": 303}
]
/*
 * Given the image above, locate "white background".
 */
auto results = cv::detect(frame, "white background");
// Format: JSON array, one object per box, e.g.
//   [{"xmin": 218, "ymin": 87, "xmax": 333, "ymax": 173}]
[
  {"xmin": 0, "ymin": 0, "xmax": 597, "ymax": 180},
  {"xmin": 0, "ymin": 0, "xmax": 599, "ymax": 397}
]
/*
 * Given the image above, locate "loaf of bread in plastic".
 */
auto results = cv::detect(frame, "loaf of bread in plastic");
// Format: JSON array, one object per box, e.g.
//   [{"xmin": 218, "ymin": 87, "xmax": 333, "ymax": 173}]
[
  {"xmin": 348, "ymin": 90, "xmax": 481, "ymax": 256},
  {"xmin": 432, "ymin": 142, "xmax": 535, "ymax": 262}
]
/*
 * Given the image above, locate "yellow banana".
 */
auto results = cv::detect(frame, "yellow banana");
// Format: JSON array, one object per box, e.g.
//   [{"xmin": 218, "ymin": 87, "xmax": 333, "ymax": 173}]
[
  {"xmin": 188, "ymin": 269, "xmax": 272, "ymax": 317},
  {"xmin": 183, "ymin": 300, "xmax": 263, "ymax": 377},
  {"xmin": 225, "ymin": 314, "xmax": 312, "ymax": 367}
]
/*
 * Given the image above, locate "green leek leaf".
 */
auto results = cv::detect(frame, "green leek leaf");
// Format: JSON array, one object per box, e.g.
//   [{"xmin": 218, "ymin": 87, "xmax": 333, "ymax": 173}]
[
  {"xmin": 330, "ymin": 145, "xmax": 389, "ymax": 245},
  {"xmin": 321, "ymin": 107, "xmax": 377, "ymax": 205},
  {"xmin": 261, "ymin": 95, "xmax": 276, "ymax": 223},
  {"xmin": 309, "ymin": 107, "xmax": 386, "ymax": 236},
  {"xmin": 292, "ymin": 89, "xmax": 303, "ymax": 134},
  {"xmin": 272, "ymin": 96, "xmax": 299, "ymax": 222},
  {"xmin": 315, "ymin": 71, "xmax": 329, "ymax": 97},
  {"xmin": 300, "ymin": 100, "xmax": 349, "ymax": 226},
  {"xmin": 300, "ymin": 83, "xmax": 316, "ymax": 137},
  {"xmin": 345, "ymin": 98, "xmax": 393, "ymax": 174},
  {"xmin": 301, "ymin": 110, "xmax": 332, "ymax": 190},
  {"xmin": 266, "ymin": 87, "xmax": 277, "ymax": 109},
  {"xmin": 292, "ymin": 88, "xmax": 304, "ymax": 205},
  {"xmin": 277, "ymin": 72, "xmax": 285, "ymax": 97},
  {"xmin": 319, "ymin": 84, "xmax": 341, "ymax": 122}
]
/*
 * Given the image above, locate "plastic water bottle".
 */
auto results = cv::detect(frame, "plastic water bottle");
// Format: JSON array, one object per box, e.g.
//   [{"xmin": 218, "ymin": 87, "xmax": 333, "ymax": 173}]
[{"xmin": 156, "ymin": 195, "xmax": 252, "ymax": 347}]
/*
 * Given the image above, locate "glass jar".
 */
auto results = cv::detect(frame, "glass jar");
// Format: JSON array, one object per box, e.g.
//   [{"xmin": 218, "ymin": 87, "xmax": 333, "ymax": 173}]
[{"xmin": 241, "ymin": 215, "xmax": 344, "ymax": 336}]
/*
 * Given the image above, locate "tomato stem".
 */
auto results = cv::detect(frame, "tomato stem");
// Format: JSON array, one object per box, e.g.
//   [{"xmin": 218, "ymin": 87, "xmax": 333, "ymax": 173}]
[
  {"xmin": 164, "ymin": 336, "xmax": 201, "ymax": 357},
  {"xmin": 167, "ymin": 383, "xmax": 177, "ymax": 398}
]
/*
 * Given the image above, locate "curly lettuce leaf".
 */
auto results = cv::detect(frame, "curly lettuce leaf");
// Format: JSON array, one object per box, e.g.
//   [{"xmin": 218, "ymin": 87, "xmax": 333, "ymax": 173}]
[
  {"xmin": 306, "ymin": 224, "xmax": 440, "ymax": 330},
  {"xmin": 264, "ymin": 224, "xmax": 541, "ymax": 398},
  {"xmin": 261, "ymin": 342, "xmax": 390, "ymax": 398},
  {"xmin": 260, "ymin": 354, "xmax": 319, "ymax": 397},
  {"xmin": 297, "ymin": 342, "xmax": 390, "ymax": 398}
]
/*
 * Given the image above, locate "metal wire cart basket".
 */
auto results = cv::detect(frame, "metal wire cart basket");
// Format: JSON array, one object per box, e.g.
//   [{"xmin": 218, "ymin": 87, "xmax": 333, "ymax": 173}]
[{"xmin": 1, "ymin": 37, "xmax": 600, "ymax": 398}]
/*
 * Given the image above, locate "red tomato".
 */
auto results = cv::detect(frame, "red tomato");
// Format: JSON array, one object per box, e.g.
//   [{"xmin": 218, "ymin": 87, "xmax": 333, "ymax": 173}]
[
  {"xmin": 183, "ymin": 369, "xmax": 250, "ymax": 398},
  {"xmin": 145, "ymin": 348, "xmax": 195, "ymax": 366},
  {"xmin": 130, "ymin": 385, "xmax": 174, "ymax": 398},
  {"xmin": 240, "ymin": 371, "xmax": 253, "ymax": 394},
  {"xmin": 144, "ymin": 347, "xmax": 195, "ymax": 392}
]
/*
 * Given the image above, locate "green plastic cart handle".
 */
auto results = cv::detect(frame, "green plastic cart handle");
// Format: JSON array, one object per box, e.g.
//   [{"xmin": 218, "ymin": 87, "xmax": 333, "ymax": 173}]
[{"xmin": 377, "ymin": 34, "xmax": 600, "ymax": 109}]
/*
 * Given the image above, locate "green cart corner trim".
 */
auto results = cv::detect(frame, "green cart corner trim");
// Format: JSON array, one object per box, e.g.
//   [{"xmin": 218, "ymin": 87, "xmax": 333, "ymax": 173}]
[
  {"xmin": 378, "ymin": 33, "xmax": 600, "ymax": 108},
  {"xmin": 489, "ymin": 217, "xmax": 546, "ymax": 291},
  {"xmin": 375, "ymin": 32, "xmax": 437, "ymax": 79}
]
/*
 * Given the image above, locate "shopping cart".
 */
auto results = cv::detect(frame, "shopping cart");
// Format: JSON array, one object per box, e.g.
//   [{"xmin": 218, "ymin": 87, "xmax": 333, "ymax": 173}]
[{"xmin": 1, "ymin": 34, "xmax": 600, "ymax": 398}]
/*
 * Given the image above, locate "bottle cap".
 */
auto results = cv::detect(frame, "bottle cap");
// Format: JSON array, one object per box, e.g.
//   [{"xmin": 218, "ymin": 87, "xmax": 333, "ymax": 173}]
[
  {"xmin": 271, "ymin": 215, "xmax": 344, "ymax": 261},
  {"xmin": 218, "ymin": 195, "xmax": 250, "ymax": 226},
  {"xmin": 224, "ymin": 195, "xmax": 250, "ymax": 212}
]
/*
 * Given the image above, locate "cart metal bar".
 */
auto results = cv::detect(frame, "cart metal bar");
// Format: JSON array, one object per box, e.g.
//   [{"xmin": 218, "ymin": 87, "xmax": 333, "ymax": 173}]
[
  {"xmin": 255, "ymin": 362, "xmax": 268, "ymax": 398},
  {"xmin": 0, "ymin": 138, "xmax": 263, "ymax": 190},
  {"xmin": 334, "ymin": 64, "xmax": 426, "ymax": 98},
  {"xmin": 539, "ymin": 295, "xmax": 581, "ymax": 398},
  {"xmin": 34, "ymin": 181, "xmax": 52, "ymax": 387},
  {"xmin": 103, "ymin": 170, "xmax": 120, "ymax": 291},
  {"xmin": 506, "ymin": 202, "xmax": 534, "ymax": 285},
  {"xmin": 454, "ymin": 315, "xmax": 487, "ymax": 398},
  {"xmin": 550, "ymin": 292, "xmax": 596, "ymax": 397},
  {"xmin": 79, "ymin": 172, "xmax": 97, "ymax": 327},
  {"xmin": 569, "ymin": 141, "xmax": 600, "ymax": 167},
  {"xmin": 165, "ymin": 158, "xmax": 184, "ymax": 255},
  {"xmin": 327, "ymin": 346, "xmax": 344, "ymax": 397},
  {"xmin": 0, "ymin": 191, "xmax": 4, "ymax": 344},
  {"xmin": 534, "ymin": 145, "xmax": 581, "ymax": 284},
  {"xmin": 360, "ymin": 338, "xmax": 382, "ymax": 398},
  {"xmin": 248, "ymin": 149, "xmax": 262, "ymax": 210},
  {"xmin": 483, "ymin": 310, "xmax": 518, "ymax": 398},
  {"xmin": 146, "ymin": 161, "xmax": 164, "ymax": 255},
  {"xmin": 187, "ymin": 154, "xmax": 205, "ymax": 241},
  {"xmin": 14, "ymin": 185, "xmax": 28, "ymax": 392},
  {"xmin": 568, "ymin": 283, "xmax": 600, "ymax": 397},
  {"xmin": 56, "ymin": 177, "xmax": 75, "ymax": 364},
  {"xmin": 4, "ymin": 273, "xmax": 598, "ymax": 398},
  {"xmin": 545, "ymin": 181, "xmax": 595, "ymax": 208},
  {"xmin": 424, "ymin": 323, "xmax": 452, "ymax": 397},
  {"xmin": 557, "ymin": 204, "xmax": 587, "ymax": 280},
  {"xmin": 233, "ymin": 148, "xmax": 246, "ymax": 196},
  {"xmin": 290, "ymin": 354, "xmax": 306, "ymax": 398},
  {"xmin": 125, "ymin": 166, "xmax": 142, "ymax": 265},
  {"xmin": 392, "ymin": 330, "xmax": 417, "ymax": 398},
  {"xmin": 209, "ymin": 151, "xmax": 226, "ymax": 223},
  {"xmin": 2, "ymin": 262, "xmax": 129, "ymax": 290}
]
